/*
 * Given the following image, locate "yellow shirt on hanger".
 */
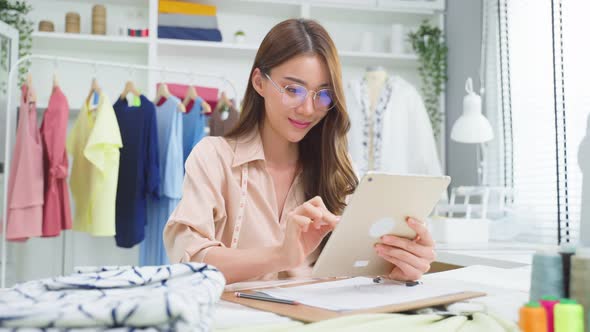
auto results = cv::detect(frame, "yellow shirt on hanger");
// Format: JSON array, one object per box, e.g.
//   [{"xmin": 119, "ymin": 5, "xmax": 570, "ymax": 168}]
[{"xmin": 67, "ymin": 93, "xmax": 122, "ymax": 236}]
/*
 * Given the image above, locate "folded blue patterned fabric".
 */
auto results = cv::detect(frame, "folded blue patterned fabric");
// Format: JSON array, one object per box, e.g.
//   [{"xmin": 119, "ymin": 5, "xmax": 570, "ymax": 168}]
[{"xmin": 0, "ymin": 263, "xmax": 226, "ymax": 331}]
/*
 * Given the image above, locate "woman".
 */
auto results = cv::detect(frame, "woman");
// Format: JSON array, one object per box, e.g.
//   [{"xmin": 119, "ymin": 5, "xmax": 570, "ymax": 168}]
[{"xmin": 163, "ymin": 19, "xmax": 436, "ymax": 284}]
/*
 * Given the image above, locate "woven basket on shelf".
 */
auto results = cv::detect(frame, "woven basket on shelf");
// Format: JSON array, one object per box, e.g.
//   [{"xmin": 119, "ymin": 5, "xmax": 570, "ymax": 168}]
[
  {"xmin": 92, "ymin": 5, "xmax": 106, "ymax": 35},
  {"xmin": 38, "ymin": 20, "xmax": 55, "ymax": 32},
  {"xmin": 65, "ymin": 12, "xmax": 80, "ymax": 33}
]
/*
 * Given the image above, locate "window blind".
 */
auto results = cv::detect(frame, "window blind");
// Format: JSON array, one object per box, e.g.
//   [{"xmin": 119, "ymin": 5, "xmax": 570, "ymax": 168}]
[{"xmin": 490, "ymin": 0, "xmax": 590, "ymax": 244}]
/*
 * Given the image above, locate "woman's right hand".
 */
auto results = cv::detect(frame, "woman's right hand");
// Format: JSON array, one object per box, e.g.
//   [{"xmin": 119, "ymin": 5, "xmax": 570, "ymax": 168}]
[{"xmin": 279, "ymin": 196, "xmax": 339, "ymax": 270}]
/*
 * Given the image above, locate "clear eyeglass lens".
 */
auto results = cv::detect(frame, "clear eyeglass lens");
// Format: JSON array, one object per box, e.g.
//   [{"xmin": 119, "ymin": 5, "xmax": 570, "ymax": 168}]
[
  {"xmin": 315, "ymin": 89, "xmax": 334, "ymax": 111},
  {"xmin": 281, "ymin": 84, "xmax": 334, "ymax": 111}
]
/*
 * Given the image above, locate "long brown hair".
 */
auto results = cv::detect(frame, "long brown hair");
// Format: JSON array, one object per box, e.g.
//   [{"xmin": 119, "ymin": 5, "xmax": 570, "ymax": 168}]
[{"xmin": 226, "ymin": 18, "xmax": 357, "ymax": 215}]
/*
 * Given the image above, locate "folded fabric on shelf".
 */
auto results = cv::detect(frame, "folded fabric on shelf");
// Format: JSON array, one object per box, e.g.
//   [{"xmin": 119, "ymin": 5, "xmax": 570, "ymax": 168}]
[
  {"xmin": 158, "ymin": 13, "xmax": 219, "ymax": 30},
  {"xmin": 158, "ymin": 25, "xmax": 222, "ymax": 42},
  {"xmin": 0, "ymin": 263, "xmax": 225, "ymax": 331},
  {"xmin": 158, "ymin": 0, "xmax": 216, "ymax": 16}
]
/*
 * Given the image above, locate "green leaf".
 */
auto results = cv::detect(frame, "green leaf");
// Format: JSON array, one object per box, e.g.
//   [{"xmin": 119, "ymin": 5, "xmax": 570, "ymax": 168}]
[
  {"xmin": 1, "ymin": 0, "xmax": 33, "ymax": 85},
  {"xmin": 407, "ymin": 21, "xmax": 447, "ymax": 139}
]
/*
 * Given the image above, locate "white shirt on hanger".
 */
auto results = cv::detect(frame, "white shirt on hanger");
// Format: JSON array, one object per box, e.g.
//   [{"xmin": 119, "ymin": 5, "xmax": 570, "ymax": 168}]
[{"xmin": 347, "ymin": 75, "xmax": 442, "ymax": 178}]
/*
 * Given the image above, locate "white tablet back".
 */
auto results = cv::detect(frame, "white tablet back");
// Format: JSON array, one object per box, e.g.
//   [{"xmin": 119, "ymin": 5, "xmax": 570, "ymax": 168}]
[{"xmin": 312, "ymin": 172, "xmax": 451, "ymax": 278}]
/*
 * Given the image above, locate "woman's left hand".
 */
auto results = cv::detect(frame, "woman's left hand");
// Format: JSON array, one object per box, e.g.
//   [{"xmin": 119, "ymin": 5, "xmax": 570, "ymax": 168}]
[{"xmin": 374, "ymin": 217, "xmax": 436, "ymax": 281}]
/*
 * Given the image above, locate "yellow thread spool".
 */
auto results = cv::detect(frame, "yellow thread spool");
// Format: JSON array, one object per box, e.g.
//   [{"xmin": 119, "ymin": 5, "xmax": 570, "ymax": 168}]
[{"xmin": 554, "ymin": 299, "xmax": 584, "ymax": 332}]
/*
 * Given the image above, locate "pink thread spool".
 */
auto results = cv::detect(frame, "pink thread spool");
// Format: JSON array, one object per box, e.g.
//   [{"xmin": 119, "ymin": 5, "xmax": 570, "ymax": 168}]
[{"xmin": 540, "ymin": 296, "xmax": 560, "ymax": 332}]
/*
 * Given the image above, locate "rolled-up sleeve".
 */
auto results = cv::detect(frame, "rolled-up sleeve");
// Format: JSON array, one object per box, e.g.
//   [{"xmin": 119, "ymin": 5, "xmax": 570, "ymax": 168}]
[{"xmin": 163, "ymin": 138, "xmax": 227, "ymax": 263}]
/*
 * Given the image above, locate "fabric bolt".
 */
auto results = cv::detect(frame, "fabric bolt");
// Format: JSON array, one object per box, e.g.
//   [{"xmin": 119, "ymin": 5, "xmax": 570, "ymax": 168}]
[
  {"xmin": 209, "ymin": 102, "xmax": 239, "ymax": 137},
  {"xmin": 164, "ymin": 128, "xmax": 318, "ymax": 280},
  {"xmin": 40, "ymin": 86, "xmax": 72, "ymax": 237},
  {"xmin": 158, "ymin": 0, "xmax": 217, "ymax": 16},
  {"xmin": 141, "ymin": 96, "xmax": 183, "ymax": 266},
  {"xmin": 67, "ymin": 92, "xmax": 122, "ymax": 236},
  {"xmin": 158, "ymin": 13, "xmax": 219, "ymax": 29},
  {"xmin": 113, "ymin": 95, "xmax": 160, "ymax": 248},
  {"xmin": 5, "ymin": 84, "xmax": 44, "ymax": 241},
  {"xmin": 0, "ymin": 263, "xmax": 225, "ymax": 331},
  {"xmin": 157, "ymin": 25, "xmax": 223, "ymax": 42},
  {"xmin": 347, "ymin": 75, "xmax": 442, "ymax": 178},
  {"xmin": 183, "ymin": 96, "xmax": 208, "ymax": 163}
]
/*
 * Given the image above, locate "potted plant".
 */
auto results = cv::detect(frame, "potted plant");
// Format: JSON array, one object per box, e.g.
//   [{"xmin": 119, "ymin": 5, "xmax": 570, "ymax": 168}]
[
  {"xmin": 234, "ymin": 30, "xmax": 246, "ymax": 44},
  {"xmin": 408, "ymin": 21, "xmax": 447, "ymax": 139},
  {"xmin": 0, "ymin": 0, "xmax": 34, "ymax": 85}
]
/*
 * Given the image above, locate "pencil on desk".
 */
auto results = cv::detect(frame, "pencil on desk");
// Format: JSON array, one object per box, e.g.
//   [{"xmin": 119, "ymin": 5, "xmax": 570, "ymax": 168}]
[{"xmin": 234, "ymin": 292, "xmax": 299, "ymax": 305}]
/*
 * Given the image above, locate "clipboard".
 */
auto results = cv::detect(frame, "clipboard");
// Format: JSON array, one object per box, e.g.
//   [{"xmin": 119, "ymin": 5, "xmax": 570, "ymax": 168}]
[{"xmin": 221, "ymin": 279, "xmax": 485, "ymax": 323}]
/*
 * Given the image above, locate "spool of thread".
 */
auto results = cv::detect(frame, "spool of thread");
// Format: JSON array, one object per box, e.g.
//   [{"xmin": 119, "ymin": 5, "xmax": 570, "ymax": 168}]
[
  {"xmin": 540, "ymin": 296, "xmax": 560, "ymax": 332},
  {"xmin": 520, "ymin": 301, "xmax": 548, "ymax": 332},
  {"xmin": 559, "ymin": 244, "xmax": 576, "ymax": 298},
  {"xmin": 570, "ymin": 247, "xmax": 590, "ymax": 331},
  {"xmin": 530, "ymin": 250, "xmax": 565, "ymax": 301},
  {"xmin": 554, "ymin": 299, "xmax": 584, "ymax": 332}
]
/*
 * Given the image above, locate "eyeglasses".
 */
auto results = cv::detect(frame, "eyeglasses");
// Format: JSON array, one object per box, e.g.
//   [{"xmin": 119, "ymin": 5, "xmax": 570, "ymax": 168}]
[{"xmin": 264, "ymin": 73, "xmax": 335, "ymax": 112}]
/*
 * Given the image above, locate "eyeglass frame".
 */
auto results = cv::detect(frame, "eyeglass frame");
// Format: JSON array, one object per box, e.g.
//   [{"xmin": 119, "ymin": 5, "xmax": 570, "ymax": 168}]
[{"xmin": 263, "ymin": 72, "xmax": 336, "ymax": 112}]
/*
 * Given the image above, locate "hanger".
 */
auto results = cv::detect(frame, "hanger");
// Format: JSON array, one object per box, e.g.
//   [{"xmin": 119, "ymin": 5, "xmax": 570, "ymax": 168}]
[
  {"xmin": 182, "ymin": 83, "xmax": 199, "ymax": 108},
  {"xmin": 201, "ymin": 98, "xmax": 212, "ymax": 114},
  {"xmin": 86, "ymin": 64, "xmax": 101, "ymax": 111},
  {"xmin": 182, "ymin": 75, "xmax": 212, "ymax": 114},
  {"xmin": 85, "ymin": 77, "xmax": 101, "ymax": 111},
  {"xmin": 121, "ymin": 80, "xmax": 142, "ymax": 107},
  {"xmin": 52, "ymin": 72, "xmax": 59, "ymax": 89},
  {"xmin": 155, "ymin": 81, "xmax": 170, "ymax": 102},
  {"xmin": 218, "ymin": 91, "xmax": 233, "ymax": 120},
  {"xmin": 52, "ymin": 59, "xmax": 59, "ymax": 89},
  {"xmin": 219, "ymin": 91, "xmax": 233, "ymax": 109},
  {"xmin": 154, "ymin": 68, "xmax": 170, "ymax": 105},
  {"xmin": 121, "ymin": 69, "xmax": 141, "ymax": 100},
  {"xmin": 25, "ymin": 72, "xmax": 37, "ymax": 103},
  {"xmin": 155, "ymin": 81, "xmax": 171, "ymax": 107},
  {"xmin": 156, "ymin": 81, "xmax": 186, "ymax": 113},
  {"xmin": 121, "ymin": 81, "xmax": 141, "ymax": 98}
]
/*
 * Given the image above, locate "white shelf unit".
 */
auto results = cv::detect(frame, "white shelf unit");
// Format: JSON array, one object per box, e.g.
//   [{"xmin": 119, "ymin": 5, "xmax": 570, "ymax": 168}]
[
  {"xmin": 33, "ymin": 31, "xmax": 149, "ymax": 44},
  {"xmin": 25, "ymin": 0, "xmax": 444, "ymax": 100},
  {"xmin": 156, "ymin": 38, "xmax": 419, "ymax": 66},
  {"xmin": 9, "ymin": 0, "xmax": 445, "ymax": 285}
]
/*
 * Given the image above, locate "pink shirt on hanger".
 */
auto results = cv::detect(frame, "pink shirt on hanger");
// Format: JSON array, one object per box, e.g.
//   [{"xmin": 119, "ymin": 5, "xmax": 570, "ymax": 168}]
[
  {"xmin": 40, "ymin": 86, "xmax": 72, "ymax": 237},
  {"xmin": 5, "ymin": 85, "xmax": 44, "ymax": 241}
]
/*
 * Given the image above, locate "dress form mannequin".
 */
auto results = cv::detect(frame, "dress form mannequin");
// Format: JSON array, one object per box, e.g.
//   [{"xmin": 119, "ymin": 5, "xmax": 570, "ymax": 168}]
[{"xmin": 364, "ymin": 66, "xmax": 388, "ymax": 170}]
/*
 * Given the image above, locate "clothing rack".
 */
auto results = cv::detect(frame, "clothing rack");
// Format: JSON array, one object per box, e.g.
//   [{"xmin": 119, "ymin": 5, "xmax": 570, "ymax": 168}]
[{"xmin": 1, "ymin": 54, "xmax": 240, "ymax": 288}]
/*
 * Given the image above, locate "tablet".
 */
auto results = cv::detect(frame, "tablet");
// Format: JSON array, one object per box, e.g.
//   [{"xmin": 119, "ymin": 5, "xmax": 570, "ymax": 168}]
[{"xmin": 311, "ymin": 172, "xmax": 451, "ymax": 278}]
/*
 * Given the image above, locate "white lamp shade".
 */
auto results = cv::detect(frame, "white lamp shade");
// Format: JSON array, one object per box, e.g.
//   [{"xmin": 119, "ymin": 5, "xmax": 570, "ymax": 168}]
[
  {"xmin": 451, "ymin": 77, "xmax": 494, "ymax": 144},
  {"xmin": 451, "ymin": 112, "xmax": 494, "ymax": 143}
]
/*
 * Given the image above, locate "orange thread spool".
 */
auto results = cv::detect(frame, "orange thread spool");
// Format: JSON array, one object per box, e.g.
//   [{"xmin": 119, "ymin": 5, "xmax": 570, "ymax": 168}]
[{"xmin": 520, "ymin": 301, "xmax": 548, "ymax": 332}]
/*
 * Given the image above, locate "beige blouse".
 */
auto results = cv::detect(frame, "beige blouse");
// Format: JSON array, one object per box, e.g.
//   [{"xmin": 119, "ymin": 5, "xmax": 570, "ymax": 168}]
[{"xmin": 163, "ymin": 128, "xmax": 314, "ymax": 280}]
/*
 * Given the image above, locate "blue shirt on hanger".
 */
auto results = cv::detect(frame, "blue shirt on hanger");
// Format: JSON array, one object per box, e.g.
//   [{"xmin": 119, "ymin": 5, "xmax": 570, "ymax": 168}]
[
  {"xmin": 142, "ymin": 96, "xmax": 184, "ymax": 266},
  {"xmin": 113, "ymin": 95, "xmax": 160, "ymax": 248},
  {"xmin": 182, "ymin": 96, "xmax": 207, "ymax": 163}
]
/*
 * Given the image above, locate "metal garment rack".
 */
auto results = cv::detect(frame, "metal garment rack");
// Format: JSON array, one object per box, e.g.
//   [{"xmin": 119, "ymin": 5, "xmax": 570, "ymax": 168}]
[{"xmin": 1, "ymin": 54, "xmax": 240, "ymax": 288}]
